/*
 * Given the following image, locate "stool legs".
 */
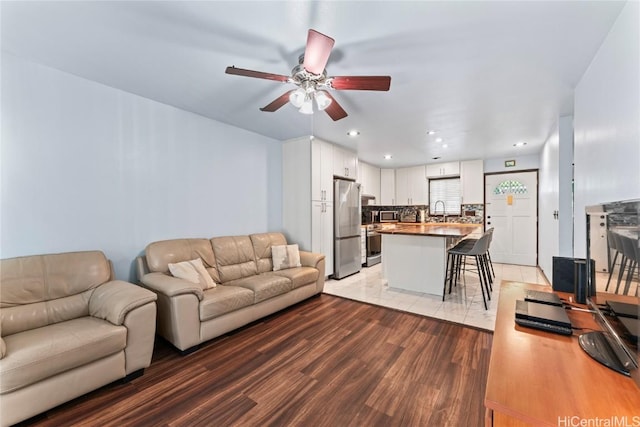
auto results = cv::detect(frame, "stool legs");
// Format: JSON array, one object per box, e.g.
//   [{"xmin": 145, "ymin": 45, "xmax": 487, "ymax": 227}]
[
  {"xmin": 475, "ymin": 255, "xmax": 489, "ymax": 310},
  {"xmin": 605, "ymin": 250, "xmax": 619, "ymax": 292}
]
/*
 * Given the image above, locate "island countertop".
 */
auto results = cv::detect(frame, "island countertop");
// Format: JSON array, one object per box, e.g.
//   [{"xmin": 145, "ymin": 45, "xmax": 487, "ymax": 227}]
[{"xmin": 377, "ymin": 223, "xmax": 481, "ymax": 237}]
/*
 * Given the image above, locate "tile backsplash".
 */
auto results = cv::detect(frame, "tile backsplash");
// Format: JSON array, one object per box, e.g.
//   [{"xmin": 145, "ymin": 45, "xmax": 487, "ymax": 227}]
[{"xmin": 362, "ymin": 204, "xmax": 484, "ymax": 224}]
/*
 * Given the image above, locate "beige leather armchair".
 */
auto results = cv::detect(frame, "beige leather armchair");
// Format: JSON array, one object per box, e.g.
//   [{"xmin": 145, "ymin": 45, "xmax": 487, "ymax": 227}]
[{"xmin": 0, "ymin": 251, "xmax": 158, "ymax": 427}]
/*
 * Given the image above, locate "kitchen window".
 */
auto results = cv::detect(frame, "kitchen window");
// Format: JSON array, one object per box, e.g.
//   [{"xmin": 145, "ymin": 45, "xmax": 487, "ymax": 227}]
[{"xmin": 429, "ymin": 177, "xmax": 461, "ymax": 216}]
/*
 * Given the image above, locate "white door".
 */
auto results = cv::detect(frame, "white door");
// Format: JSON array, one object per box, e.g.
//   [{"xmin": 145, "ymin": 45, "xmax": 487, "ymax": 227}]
[{"xmin": 485, "ymin": 171, "xmax": 538, "ymax": 266}]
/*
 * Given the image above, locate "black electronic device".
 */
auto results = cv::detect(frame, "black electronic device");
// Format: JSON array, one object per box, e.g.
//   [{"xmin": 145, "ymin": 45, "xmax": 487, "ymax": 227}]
[
  {"xmin": 524, "ymin": 290, "xmax": 563, "ymax": 307},
  {"xmin": 606, "ymin": 301, "xmax": 639, "ymax": 319},
  {"xmin": 618, "ymin": 317, "xmax": 639, "ymax": 344},
  {"xmin": 552, "ymin": 256, "xmax": 595, "ymax": 295},
  {"xmin": 515, "ymin": 317, "xmax": 573, "ymax": 336},
  {"xmin": 515, "ymin": 300, "xmax": 572, "ymax": 335}
]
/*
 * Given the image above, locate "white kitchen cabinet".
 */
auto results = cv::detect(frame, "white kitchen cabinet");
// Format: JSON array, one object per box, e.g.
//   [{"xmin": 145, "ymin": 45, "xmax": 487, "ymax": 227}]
[
  {"xmin": 311, "ymin": 139, "xmax": 333, "ymax": 202},
  {"xmin": 395, "ymin": 168, "xmax": 411, "ymax": 205},
  {"xmin": 358, "ymin": 161, "xmax": 381, "ymax": 203},
  {"xmin": 460, "ymin": 159, "xmax": 484, "ymax": 204},
  {"xmin": 283, "ymin": 136, "xmax": 335, "ymax": 277},
  {"xmin": 333, "ymin": 145, "xmax": 358, "ymax": 179},
  {"xmin": 311, "ymin": 201, "xmax": 334, "ymax": 276},
  {"xmin": 411, "ymin": 165, "xmax": 428, "ymax": 205},
  {"xmin": 395, "ymin": 165, "xmax": 427, "ymax": 205},
  {"xmin": 380, "ymin": 168, "xmax": 396, "ymax": 205},
  {"xmin": 426, "ymin": 161, "xmax": 460, "ymax": 178}
]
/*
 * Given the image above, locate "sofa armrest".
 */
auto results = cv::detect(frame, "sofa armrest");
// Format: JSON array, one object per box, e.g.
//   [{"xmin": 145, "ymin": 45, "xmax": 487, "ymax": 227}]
[
  {"xmin": 141, "ymin": 272, "xmax": 204, "ymax": 300},
  {"xmin": 89, "ymin": 280, "xmax": 157, "ymax": 326},
  {"xmin": 300, "ymin": 251, "xmax": 326, "ymax": 293},
  {"xmin": 299, "ymin": 251, "xmax": 325, "ymax": 270},
  {"xmin": 0, "ymin": 337, "xmax": 5, "ymax": 359},
  {"xmin": 135, "ymin": 256, "xmax": 149, "ymax": 282}
]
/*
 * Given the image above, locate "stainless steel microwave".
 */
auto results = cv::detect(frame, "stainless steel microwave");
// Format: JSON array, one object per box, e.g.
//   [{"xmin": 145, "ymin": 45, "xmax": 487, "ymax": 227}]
[{"xmin": 379, "ymin": 211, "xmax": 399, "ymax": 222}]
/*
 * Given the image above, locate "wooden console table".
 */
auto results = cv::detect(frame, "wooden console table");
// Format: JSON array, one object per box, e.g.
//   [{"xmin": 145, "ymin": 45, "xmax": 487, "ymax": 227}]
[{"xmin": 484, "ymin": 281, "xmax": 640, "ymax": 426}]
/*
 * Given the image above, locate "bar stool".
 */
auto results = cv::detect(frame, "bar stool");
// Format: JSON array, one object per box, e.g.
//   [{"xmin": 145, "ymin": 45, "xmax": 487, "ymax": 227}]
[
  {"xmin": 619, "ymin": 233, "xmax": 638, "ymax": 295},
  {"xmin": 443, "ymin": 230, "xmax": 492, "ymax": 310},
  {"xmin": 605, "ymin": 230, "xmax": 624, "ymax": 292},
  {"xmin": 455, "ymin": 227, "xmax": 495, "ymax": 287}
]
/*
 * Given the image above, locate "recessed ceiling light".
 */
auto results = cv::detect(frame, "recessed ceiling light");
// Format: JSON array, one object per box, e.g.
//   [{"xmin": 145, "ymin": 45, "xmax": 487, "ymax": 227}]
[
  {"xmin": 427, "ymin": 130, "xmax": 436, "ymax": 135},
  {"xmin": 442, "ymin": 144, "xmax": 448, "ymax": 148},
  {"xmin": 347, "ymin": 130, "xmax": 360, "ymax": 137},
  {"xmin": 435, "ymin": 137, "xmax": 443, "ymax": 143},
  {"xmin": 384, "ymin": 154, "xmax": 392, "ymax": 160},
  {"xmin": 513, "ymin": 141, "xmax": 527, "ymax": 147}
]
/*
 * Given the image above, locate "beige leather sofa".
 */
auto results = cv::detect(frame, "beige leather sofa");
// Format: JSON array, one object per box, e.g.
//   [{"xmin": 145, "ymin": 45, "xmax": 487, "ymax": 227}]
[
  {"xmin": 0, "ymin": 251, "xmax": 157, "ymax": 427},
  {"xmin": 137, "ymin": 232, "xmax": 325, "ymax": 353}
]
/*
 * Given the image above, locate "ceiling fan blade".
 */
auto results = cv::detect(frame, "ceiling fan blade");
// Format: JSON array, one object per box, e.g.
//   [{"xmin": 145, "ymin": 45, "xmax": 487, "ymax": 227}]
[
  {"xmin": 303, "ymin": 29, "xmax": 335, "ymax": 75},
  {"xmin": 260, "ymin": 91, "xmax": 294, "ymax": 112},
  {"xmin": 330, "ymin": 76, "xmax": 391, "ymax": 91},
  {"xmin": 225, "ymin": 66, "xmax": 290, "ymax": 83},
  {"xmin": 323, "ymin": 92, "xmax": 348, "ymax": 121}
]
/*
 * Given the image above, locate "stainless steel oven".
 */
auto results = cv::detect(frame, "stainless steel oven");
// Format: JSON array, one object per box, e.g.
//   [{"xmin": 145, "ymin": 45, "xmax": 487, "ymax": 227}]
[{"xmin": 365, "ymin": 225, "xmax": 382, "ymax": 266}]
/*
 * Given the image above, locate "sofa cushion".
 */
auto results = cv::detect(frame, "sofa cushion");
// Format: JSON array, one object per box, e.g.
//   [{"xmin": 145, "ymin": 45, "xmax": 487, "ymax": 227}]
[
  {"xmin": 271, "ymin": 244, "xmax": 302, "ymax": 271},
  {"xmin": 268, "ymin": 267, "xmax": 319, "ymax": 289},
  {"xmin": 0, "ymin": 251, "xmax": 111, "ymax": 308},
  {"xmin": 225, "ymin": 274, "xmax": 292, "ymax": 304},
  {"xmin": 1, "ymin": 291, "xmax": 93, "ymax": 336},
  {"xmin": 0, "ymin": 317, "xmax": 126, "ymax": 394},
  {"xmin": 199, "ymin": 286, "xmax": 255, "ymax": 321},
  {"xmin": 211, "ymin": 236, "xmax": 257, "ymax": 283},
  {"xmin": 250, "ymin": 233, "xmax": 288, "ymax": 273},
  {"xmin": 168, "ymin": 258, "xmax": 216, "ymax": 290},
  {"xmin": 0, "ymin": 251, "xmax": 111, "ymax": 336},
  {"xmin": 146, "ymin": 239, "xmax": 219, "ymax": 283}
]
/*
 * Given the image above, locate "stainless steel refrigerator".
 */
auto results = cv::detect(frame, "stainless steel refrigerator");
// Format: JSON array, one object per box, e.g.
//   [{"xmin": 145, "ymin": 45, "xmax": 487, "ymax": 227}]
[{"xmin": 334, "ymin": 178, "xmax": 362, "ymax": 279}]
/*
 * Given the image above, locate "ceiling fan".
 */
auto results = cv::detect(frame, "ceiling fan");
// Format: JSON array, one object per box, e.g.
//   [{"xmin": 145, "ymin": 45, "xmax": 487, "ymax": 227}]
[{"xmin": 225, "ymin": 29, "xmax": 391, "ymax": 121}]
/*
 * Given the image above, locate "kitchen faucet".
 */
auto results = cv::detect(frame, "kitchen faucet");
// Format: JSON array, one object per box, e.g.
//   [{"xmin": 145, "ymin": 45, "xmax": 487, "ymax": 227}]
[{"xmin": 434, "ymin": 200, "xmax": 447, "ymax": 222}]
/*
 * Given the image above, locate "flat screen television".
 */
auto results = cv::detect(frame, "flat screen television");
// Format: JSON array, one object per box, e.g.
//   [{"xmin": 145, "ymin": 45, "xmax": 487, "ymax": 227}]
[{"xmin": 584, "ymin": 199, "xmax": 639, "ymax": 388}]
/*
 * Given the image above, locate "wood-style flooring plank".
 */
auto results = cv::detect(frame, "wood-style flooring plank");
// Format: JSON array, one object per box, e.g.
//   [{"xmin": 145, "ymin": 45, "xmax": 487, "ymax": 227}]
[{"xmin": 19, "ymin": 294, "xmax": 492, "ymax": 427}]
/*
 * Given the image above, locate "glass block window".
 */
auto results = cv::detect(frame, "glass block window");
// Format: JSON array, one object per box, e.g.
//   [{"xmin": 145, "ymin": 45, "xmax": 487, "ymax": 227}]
[{"xmin": 493, "ymin": 180, "xmax": 527, "ymax": 195}]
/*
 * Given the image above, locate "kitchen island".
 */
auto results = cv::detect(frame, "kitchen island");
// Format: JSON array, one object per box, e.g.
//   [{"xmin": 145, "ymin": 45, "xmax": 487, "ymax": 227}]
[{"xmin": 378, "ymin": 223, "xmax": 482, "ymax": 296}]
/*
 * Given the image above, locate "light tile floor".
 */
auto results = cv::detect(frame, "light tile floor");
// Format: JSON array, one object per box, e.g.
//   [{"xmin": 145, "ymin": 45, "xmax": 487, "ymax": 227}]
[{"xmin": 323, "ymin": 261, "xmax": 550, "ymax": 332}]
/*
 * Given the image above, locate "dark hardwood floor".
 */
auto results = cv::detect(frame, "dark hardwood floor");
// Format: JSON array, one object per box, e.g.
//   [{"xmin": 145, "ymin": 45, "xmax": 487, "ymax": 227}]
[{"xmin": 22, "ymin": 294, "xmax": 493, "ymax": 427}]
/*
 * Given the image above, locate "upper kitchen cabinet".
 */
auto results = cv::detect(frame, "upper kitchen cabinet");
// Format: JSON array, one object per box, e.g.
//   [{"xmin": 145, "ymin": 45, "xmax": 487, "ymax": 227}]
[
  {"xmin": 426, "ymin": 161, "xmax": 460, "ymax": 178},
  {"xmin": 460, "ymin": 159, "xmax": 484, "ymax": 204},
  {"xmin": 380, "ymin": 169, "xmax": 396, "ymax": 205},
  {"xmin": 333, "ymin": 145, "xmax": 358, "ymax": 179},
  {"xmin": 311, "ymin": 139, "xmax": 333, "ymax": 202},
  {"xmin": 395, "ymin": 165, "xmax": 428, "ymax": 205},
  {"xmin": 358, "ymin": 161, "xmax": 381, "ymax": 203}
]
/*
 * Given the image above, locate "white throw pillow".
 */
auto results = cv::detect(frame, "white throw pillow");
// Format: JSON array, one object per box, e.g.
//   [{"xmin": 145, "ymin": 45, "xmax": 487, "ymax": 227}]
[
  {"xmin": 272, "ymin": 244, "xmax": 302, "ymax": 271},
  {"xmin": 168, "ymin": 258, "xmax": 216, "ymax": 289}
]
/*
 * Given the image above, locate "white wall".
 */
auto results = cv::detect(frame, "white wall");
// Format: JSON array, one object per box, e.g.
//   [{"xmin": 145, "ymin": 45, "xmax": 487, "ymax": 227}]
[
  {"xmin": 484, "ymin": 154, "xmax": 540, "ymax": 174},
  {"xmin": 574, "ymin": 1, "xmax": 640, "ymax": 257},
  {"xmin": 538, "ymin": 123, "xmax": 560, "ymax": 279},
  {"xmin": 1, "ymin": 53, "xmax": 283, "ymax": 280},
  {"xmin": 557, "ymin": 116, "xmax": 573, "ymax": 257},
  {"xmin": 538, "ymin": 115, "xmax": 573, "ymax": 282}
]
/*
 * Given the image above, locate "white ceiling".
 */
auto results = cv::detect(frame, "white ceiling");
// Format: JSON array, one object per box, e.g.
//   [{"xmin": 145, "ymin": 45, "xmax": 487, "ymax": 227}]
[{"xmin": 1, "ymin": 1, "xmax": 626, "ymax": 168}]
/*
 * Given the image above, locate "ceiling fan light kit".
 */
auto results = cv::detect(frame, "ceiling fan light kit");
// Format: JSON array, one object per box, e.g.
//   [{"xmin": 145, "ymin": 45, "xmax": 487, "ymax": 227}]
[{"xmin": 225, "ymin": 29, "xmax": 391, "ymax": 121}]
